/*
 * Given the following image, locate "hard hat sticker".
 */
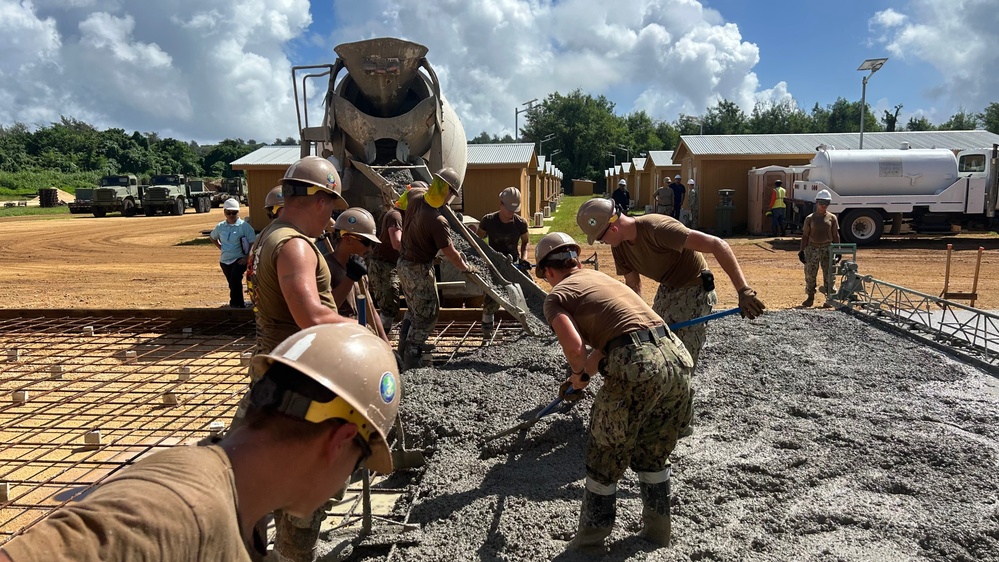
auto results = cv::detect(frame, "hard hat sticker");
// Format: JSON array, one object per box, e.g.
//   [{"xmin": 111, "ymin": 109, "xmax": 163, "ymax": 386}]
[
  {"xmin": 379, "ymin": 372, "xmax": 397, "ymax": 403},
  {"xmin": 588, "ymin": 218, "xmax": 597, "ymax": 226},
  {"xmin": 348, "ymin": 216, "xmax": 357, "ymax": 224}
]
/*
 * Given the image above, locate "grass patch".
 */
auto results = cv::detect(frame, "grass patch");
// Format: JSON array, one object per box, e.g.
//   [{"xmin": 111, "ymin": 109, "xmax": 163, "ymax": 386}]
[
  {"xmin": 0, "ymin": 206, "xmax": 72, "ymax": 219},
  {"xmin": 529, "ymin": 194, "xmax": 604, "ymax": 244}
]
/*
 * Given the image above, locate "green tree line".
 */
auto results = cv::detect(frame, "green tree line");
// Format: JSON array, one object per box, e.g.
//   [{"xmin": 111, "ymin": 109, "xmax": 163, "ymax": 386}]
[
  {"xmin": 0, "ymin": 117, "xmax": 298, "ymax": 197},
  {"xmin": 471, "ymin": 91, "xmax": 999, "ymax": 183}
]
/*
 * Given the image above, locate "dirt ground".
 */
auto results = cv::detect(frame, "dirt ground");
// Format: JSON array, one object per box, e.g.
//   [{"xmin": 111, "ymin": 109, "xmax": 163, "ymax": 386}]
[{"xmin": 0, "ymin": 209, "xmax": 996, "ymax": 311}]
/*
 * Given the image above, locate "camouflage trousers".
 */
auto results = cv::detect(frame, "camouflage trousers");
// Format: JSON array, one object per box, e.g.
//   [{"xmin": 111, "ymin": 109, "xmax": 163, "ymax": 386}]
[
  {"xmin": 804, "ymin": 244, "xmax": 833, "ymax": 296},
  {"xmin": 368, "ymin": 256, "xmax": 401, "ymax": 320},
  {"xmin": 652, "ymin": 283, "xmax": 714, "ymax": 366},
  {"xmin": 397, "ymin": 259, "xmax": 438, "ymax": 346},
  {"xmin": 586, "ymin": 333, "xmax": 694, "ymax": 487}
]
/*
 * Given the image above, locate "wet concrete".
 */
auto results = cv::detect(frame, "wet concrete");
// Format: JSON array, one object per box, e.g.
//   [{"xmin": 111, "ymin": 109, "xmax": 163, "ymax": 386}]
[{"xmin": 357, "ymin": 309, "xmax": 999, "ymax": 561}]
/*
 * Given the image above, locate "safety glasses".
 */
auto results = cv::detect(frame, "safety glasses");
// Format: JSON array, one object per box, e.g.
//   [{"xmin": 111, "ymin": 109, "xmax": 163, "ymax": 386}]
[
  {"xmin": 224, "ymin": 210, "xmax": 238, "ymax": 216},
  {"xmin": 345, "ymin": 234, "xmax": 373, "ymax": 248}
]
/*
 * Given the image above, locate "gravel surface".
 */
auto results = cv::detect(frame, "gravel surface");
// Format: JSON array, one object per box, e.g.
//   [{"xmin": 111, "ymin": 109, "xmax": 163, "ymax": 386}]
[{"xmin": 375, "ymin": 309, "xmax": 999, "ymax": 561}]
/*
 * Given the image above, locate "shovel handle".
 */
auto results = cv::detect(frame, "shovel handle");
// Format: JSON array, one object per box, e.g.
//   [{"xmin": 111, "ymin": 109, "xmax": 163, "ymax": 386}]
[{"xmin": 668, "ymin": 307, "xmax": 740, "ymax": 331}]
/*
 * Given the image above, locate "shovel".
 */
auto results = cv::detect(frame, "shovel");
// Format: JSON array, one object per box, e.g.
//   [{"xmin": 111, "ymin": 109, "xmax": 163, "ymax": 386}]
[
  {"xmin": 441, "ymin": 206, "xmax": 531, "ymax": 316},
  {"xmin": 354, "ymin": 291, "xmax": 427, "ymax": 470},
  {"xmin": 481, "ymin": 308, "xmax": 742, "ymax": 445}
]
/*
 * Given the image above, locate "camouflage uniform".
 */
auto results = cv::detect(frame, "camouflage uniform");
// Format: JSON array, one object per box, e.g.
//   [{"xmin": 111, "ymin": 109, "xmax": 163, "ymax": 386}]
[
  {"xmin": 587, "ymin": 331, "xmax": 694, "ymax": 486},
  {"xmin": 397, "ymin": 258, "xmax": 439, "ymax": 348},
  {"xmin": 651, "ymin": 284, "xmax": 715, "ymax": 366},
  {"xmin": 368, "ymin": 256, "xmax": 401, "ymax": 321},
  {"xmin": 804, "ymin": 244, "xmax": 832, "ymax": 297}
]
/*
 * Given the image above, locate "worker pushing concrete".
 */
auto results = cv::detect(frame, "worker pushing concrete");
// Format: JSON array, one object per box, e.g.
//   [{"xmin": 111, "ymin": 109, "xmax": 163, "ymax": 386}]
[
  {"xmin": 535, "ymin": 231, "xmax": 692, "ymax": 551},
  {"xmin": 0, "ymin": 323, "xmax": 400, "ymax": 562},
  {"xmin": 576, "ymin": 198, "xmax": 764, "ymax": 368},
  {"xmin": 368, "ymin": 187, "xmax": 413, "ymax": 334},
  {"xmin": 475, "ymin": 186, "xmax": 530, "ymax": 336},
  {"xmin": 397, "ymin": 168, "xmax": 473, "ymax": 369}
]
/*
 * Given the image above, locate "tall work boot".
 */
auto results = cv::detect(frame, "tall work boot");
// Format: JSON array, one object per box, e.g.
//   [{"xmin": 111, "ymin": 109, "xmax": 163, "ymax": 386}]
[
  {"xmin": 567, "ymin": 488, "xmax": 616, "ymax": 551},
  {"xmin": 637, "ymin": 470, "xmax": 672, "ymax": 547},
  {"xmin": 401, "ymin": 344, "xmax": 422, "ymax": 371},
  {"xmin": 802, "ymin": 293, "xmax": 814, "ymax": 307}
]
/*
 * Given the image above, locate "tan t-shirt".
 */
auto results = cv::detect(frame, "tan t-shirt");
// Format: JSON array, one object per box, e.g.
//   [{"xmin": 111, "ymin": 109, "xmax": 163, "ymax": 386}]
[
  {"xmin": 248, "ymin": 220, "xmax": 336, "ymax": 354},
  {"xmin": 372, "ymin": 208, "xmax": 402, "ymax": 263},
  {"xmin": 399, "ymin": 190, "xmax": 453, "ymax": 264},
  {"xmin": 653, "ymin": 187, "xmax": 672, "ymax": 207},
  {"xmin": 612, "ymin": 215, "xmax": 707, "ymax": 288},
  {"xmin": 1, "ymin": 445, "xmax": 251, "ymax": 562},
  {"xmin": 803, "ymin": 212, "xmax": 840, "ymax": 246},
  {"xmin": 544, "ymin": 268, "xmax": 664, "ymax": 352}
]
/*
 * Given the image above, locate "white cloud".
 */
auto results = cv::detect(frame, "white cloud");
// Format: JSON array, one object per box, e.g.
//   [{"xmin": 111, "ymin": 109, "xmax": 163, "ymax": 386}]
[
  {"xmin": 0, "ymin": 0, "xmax": 311, "ymax": 142},
  {"xmin": 870, "ymin": 0, "xmax": 999, "ymax": 121},
  {"xmin": 0, "ymin": 0, "xmax": 783, "ymax": 143}
]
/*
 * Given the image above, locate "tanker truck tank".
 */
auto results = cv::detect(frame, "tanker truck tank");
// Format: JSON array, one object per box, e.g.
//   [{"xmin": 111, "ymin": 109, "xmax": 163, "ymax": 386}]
[
  {"xmin": 803, "ymin": 148, "xmax": 959, "ymax": 199},
  {"xmin": 292, "ymin": 37, "xmax": 467, "ymax": 213}
]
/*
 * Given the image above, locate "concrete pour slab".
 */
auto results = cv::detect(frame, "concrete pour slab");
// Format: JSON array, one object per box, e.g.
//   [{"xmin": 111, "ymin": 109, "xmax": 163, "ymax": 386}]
[{"xmin": 352, "ymin": 308, "xmax": 999, "ymax": 561}]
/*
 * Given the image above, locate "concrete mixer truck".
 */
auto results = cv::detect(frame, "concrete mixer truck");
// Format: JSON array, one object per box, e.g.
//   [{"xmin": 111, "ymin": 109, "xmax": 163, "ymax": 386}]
[
  {"xmin": 290, "ymin": 37, "xmax": 467, "ymax": 211},
  {"xmin": 792, "ymin": 144, "xmax": 999, "ymax": 245}
]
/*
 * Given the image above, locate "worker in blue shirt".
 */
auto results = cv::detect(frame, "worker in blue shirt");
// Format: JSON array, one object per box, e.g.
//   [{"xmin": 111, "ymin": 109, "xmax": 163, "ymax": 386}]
[{"xmin": 210, "ymin": 198, "xmax": 257, "ymax": 308}]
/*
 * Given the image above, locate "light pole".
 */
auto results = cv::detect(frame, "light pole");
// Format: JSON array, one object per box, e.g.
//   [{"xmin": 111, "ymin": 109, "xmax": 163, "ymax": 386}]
[
  {"xmin": 514, "ymin": 98, "xmax": 538, "ymax": 142},
  {"xmin": 616, "ymin": 145, "xmax": 631, "ymax": 162},
  {"xmin": 857, "ymin": 58, "xmax": 888, "ymax": 149},
  {"xmin": 539, "ymin": 133, "xmax": 555, "ymax": 155},
  {"xmin": 606, "ymin": 152, "xmax": 615, "ymax": 166}
]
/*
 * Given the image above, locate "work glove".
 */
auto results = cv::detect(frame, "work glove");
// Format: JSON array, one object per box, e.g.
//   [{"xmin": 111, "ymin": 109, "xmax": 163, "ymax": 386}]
[
  {"xmin": 516, "ymin": 259, "xmax": 533, "ymax": 271},
  {"xmin": 797, "ymin": 250, "xmax": 806, "ymax": 265},
  {"xmin": 833, "ymin": 254, "xmax": 843, "ymax": 265},
  {"xmin": 737, "ymin": 286, "xmax": 765, "ymax": 320},
  {"xmin": 346, "ymin": 255, "xmax": 367, "ymax": 282}
]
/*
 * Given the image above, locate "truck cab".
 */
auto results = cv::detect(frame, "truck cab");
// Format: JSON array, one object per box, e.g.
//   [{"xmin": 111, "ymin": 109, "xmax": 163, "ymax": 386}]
[{"xmin": 92, "ymin": 174, "xmax": 142, "ymax": 217}]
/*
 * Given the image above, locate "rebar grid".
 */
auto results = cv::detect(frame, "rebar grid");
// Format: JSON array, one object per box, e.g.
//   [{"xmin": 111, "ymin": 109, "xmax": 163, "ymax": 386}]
[
  {"xmin": 835, "ymin": 270, "xmax": 999, "ymax": 367},
  {"xmin": 0, "ymin": 313, "xmax": 521, "ymax": 545}
]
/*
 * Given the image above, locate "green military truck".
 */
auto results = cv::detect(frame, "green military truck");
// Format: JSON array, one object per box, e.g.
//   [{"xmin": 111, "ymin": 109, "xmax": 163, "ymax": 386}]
[
  {"xmin": 211, "ymin": 176, "xmax": 248, "ymax": 207},
  {"xmin": 68, "ymin": 188, "xmax": 94, "ymax": 214},
  {"xmin": 91, "ymin": 175, "xmax": 144, "ymax": 217},
  {"xmin": 143, "ymin": 174, "xmax": 212, "ymax": 215}
]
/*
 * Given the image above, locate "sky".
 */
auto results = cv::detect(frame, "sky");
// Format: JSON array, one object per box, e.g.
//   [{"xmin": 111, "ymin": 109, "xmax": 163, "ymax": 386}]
[{"xmin": 1, "ymin": 0, "xmax": 997, "ymax": 145}]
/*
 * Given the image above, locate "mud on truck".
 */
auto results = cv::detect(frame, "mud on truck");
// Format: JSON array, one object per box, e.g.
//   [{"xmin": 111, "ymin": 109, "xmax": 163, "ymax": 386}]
[
  {"xmin": 143, "ymin": 174, "xmax": 213, "ymax": 216},
  {"xmin": 91, "ymin": 175, "xmax": 144, "ymax": 217}
]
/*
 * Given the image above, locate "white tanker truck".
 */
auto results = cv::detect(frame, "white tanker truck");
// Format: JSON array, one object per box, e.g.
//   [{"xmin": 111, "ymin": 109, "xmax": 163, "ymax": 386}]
[{"xmin": 792, "ymin": 144, "xmax": 999, "ymax": 245}]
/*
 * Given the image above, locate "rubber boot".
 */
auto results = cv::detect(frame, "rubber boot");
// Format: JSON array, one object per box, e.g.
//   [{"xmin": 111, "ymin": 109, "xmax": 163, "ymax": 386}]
[
  {"xmin": 802, "ymin": 294, "xmax": 814, "ymax": 307},
  {"xmin": 401, "ymin": 344, "xmax": 422, "ymax": 371},
  {"xmin": 638, "ymin": 474, "xmax": 672, "ymax": 547},
  {"xmin": 567, "ymin": 489, "xmax": 616, "ymax": 551}
]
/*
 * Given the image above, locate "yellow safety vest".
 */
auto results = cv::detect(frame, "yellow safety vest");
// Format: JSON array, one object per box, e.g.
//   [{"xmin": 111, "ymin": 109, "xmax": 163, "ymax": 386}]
[{"xmin": 772, "ymin": 186, "xmax": 786, "ymax": 209}]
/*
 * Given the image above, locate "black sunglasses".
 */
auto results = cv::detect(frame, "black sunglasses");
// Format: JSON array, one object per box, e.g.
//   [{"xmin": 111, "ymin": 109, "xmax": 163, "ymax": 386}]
[
  {"xmin": 345, "ymin": 233, "xmax": 373, "ymax": 248},
  {"xmin": 224, "ymin": 210, "xmax": 238, "ymax": 216}
]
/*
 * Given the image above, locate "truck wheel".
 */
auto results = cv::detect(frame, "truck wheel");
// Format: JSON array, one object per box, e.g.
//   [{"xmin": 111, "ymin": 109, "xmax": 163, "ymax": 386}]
[
  {"xmin": 122, "ymin": 198, "xmax": 137, "ymax": 217},
  {"xmin": 144, "ymin": 205, "xmax": 155, "ymax": 216},
  {"xmin": 841, "ymin": 210, "xmax": 884, "ymax": 245},
  {"xmin": 92, "ymin": 207, "xmax": 107, "ymax": 218},
  {"xmin": 172, "ymin": 198, "xmax": 184, "ymax": 216},
  {"xmin": 199, "ymin": 198, "xmax": 209, "ymax": 213}
]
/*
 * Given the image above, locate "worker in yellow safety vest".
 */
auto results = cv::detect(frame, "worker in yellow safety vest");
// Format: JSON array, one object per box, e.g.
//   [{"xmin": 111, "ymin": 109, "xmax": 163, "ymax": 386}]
[{"xmin": 769, "ymin": 180, "xmax": 787, "ymax": 237}]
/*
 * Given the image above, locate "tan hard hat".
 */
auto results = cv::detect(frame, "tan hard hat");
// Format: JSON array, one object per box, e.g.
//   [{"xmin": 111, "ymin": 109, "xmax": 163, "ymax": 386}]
[
  {"xmin": 499, "ymin": 186, "xmax": 521, "ymax": 213},
  {"xmin": 535, "ymin": 232, "xmax": 580, "ymax": 265},
  {"xmin": 249, "ymin": 323, "xmax": 401, "ymax": 474},
  {"xmin": 281, "ymin": 156, "xmax": 345, "ymax": 202},
  {"xmin": 576, "ymin": 197, "xmax": 619, "ymax": 245},
  {"xmin": 334, "ymin": 207, "xmax": 380, "ymax": 244},
  {"xmin": 264, "ymin": 186, "xmax": 284, "ymax": 210}
]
